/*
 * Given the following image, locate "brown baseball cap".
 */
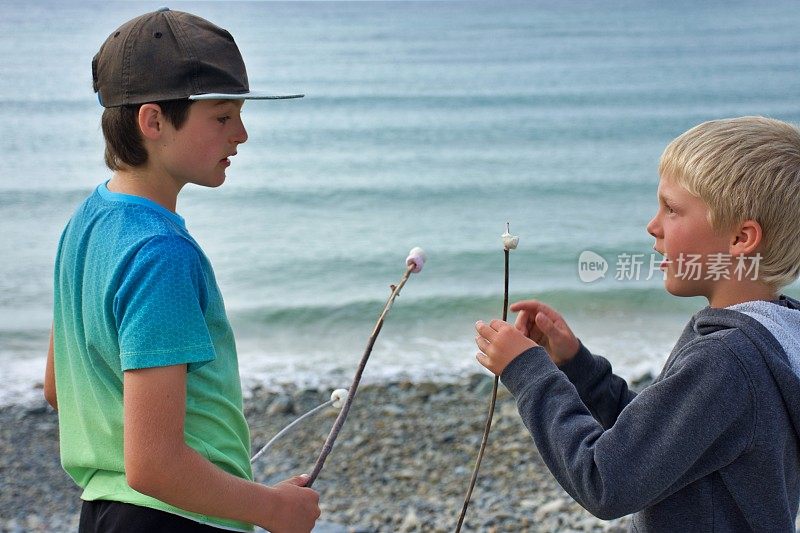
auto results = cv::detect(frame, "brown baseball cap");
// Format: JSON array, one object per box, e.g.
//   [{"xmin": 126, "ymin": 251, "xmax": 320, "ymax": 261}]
[{"xmin": 92, "ymin": 8, "xmax": 303, "ymax": 107}]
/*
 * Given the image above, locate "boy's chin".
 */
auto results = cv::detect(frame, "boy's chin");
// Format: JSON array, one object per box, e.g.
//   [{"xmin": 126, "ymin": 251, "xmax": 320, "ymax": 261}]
[
  {"xmin": 663, "ymin": 279, "xmax": 707, "ymax": 300},
  {"xmin": 193, "ymin": 175, "xmax": 226, "ymax": 188}
]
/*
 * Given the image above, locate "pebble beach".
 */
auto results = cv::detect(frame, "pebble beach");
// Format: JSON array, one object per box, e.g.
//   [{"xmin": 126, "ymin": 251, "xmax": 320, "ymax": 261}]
[
  {"xmin": 5, "ymin": 374, "xmax": 800, "ymax": 532},
  {"xmin": 1, "ymin": 375, "xmax": 635, "ymax": 533}
]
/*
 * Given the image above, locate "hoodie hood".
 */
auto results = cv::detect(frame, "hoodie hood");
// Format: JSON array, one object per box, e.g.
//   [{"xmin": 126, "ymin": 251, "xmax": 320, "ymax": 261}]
[
  {"xmin": 694, "ymin": 295, "xmax": 800, "ymax": 439},
  {"xmin": 728, "ymin": 297, "xmax": 800, "ymax": 378}
]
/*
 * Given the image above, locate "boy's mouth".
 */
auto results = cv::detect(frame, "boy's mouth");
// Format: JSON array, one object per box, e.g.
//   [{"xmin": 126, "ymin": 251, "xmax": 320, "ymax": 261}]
[{"xmin": 654, "ymin": 249, "xmax": 668, "ymax": 270}]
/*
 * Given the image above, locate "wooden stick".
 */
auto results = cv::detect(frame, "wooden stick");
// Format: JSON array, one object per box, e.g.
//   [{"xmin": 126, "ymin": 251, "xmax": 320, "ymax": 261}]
[
  {"xmin": 306, "ymin": 263, "xmax": 416, "ymax": 487},
  {"xmin": 455, "ymin": 246, "xmax": 509, "ymax": 532},
  {"xmin": 250, "ymin": 399, "xmax": 334, "ymax": 464}
]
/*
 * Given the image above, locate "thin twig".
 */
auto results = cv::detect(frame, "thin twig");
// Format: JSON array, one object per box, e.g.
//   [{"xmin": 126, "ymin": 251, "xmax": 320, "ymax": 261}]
[
  {"xmin": 250, "ymin": 400, "xmax": 334, "ymax": 464},
  {"xmin": 455, "ymin": 247, "xmax": 509, "ymax": 532},
  {"xmin": 306, "ymin": 263, "xmax": 416, "ymax": 487}
]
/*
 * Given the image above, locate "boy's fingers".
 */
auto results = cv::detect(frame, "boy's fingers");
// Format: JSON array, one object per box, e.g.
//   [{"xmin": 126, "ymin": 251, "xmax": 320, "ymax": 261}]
[
  {"xmin": 475, "ymin": 321, "xmax": 494, "ymax": 340},
  {"xmin": 475, "ymin": 352, "xmax": 494, "ymax": 372},
  {"xmin": 489, "ymin": 319, "xmax": 508, "ymax": 331},
  {"xmin": 509, "ymin": 299, "xmax": 543, "ymax": 313},
  {"xmin": 475, "ymin": 318, "xmax": 512, "ymax": 334},
  {"xmin": 539, "ymin": 312, "xmax": 574, "ymax": 344},
  {"xmin": 512, "ymin": 300, "xmax": 562, "ymax": 325},
  {"xmin": 534, "ymin": 312, "xmax": 555, "ymax": 333},
  {"xmin": 476, "ymin": 320, "xmax": 508, "ymax": 338},
  {"xmin": 516, "ymin": 311, "xmax": 546, "ymax": 342},
  {"xmin": 538, "ymin": 304, "xmax": 564, "ymax": 325},
  {"xmin": 285, "ymin": 474, "xmax": 310, "ymax": 487},
  {"xmin": 475, "ymin": 335, "xmax": 489, "ymax": 349},
  {"xmin": 514, "ymin": 310, "xmax": 529, "ymax": 331}
]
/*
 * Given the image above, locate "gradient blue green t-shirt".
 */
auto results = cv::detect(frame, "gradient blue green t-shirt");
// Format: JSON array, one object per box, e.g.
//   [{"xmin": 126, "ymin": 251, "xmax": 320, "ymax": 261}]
[{"xmin": 53, "ymin": 182, "xmax": 253, "ymax": 532}]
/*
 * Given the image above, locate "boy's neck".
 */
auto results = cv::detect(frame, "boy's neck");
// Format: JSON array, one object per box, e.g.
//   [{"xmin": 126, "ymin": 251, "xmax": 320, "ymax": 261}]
[
  {"xmin": 107, "ymin": 169, "xmax": 182, "ymax": 213},
  {"xmin": 708, "ymin": 280, "xmax": 780, "ymax": 308}
]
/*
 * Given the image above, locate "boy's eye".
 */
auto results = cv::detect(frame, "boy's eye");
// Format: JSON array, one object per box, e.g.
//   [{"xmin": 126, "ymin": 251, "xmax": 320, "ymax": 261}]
[{"xmin": 217, "ymin": 116, "xmax": 231, "ymax": 124}]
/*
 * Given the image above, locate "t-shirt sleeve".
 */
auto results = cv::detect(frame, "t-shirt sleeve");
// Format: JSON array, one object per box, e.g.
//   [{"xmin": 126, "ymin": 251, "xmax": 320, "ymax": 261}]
[{"xmin": 113, "ymin": 235, "xmax": 216, "ymax": 372}]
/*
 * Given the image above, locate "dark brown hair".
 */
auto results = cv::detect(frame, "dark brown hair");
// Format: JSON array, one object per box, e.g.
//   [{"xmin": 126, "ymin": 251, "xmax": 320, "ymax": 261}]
[{"xmin": 101, "ymin": 99, "xmax": 194, "ymax": 170}]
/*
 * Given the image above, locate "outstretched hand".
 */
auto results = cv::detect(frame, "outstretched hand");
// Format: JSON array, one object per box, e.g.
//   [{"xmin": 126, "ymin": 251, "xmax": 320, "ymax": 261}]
[
  {"xmin": 510, "ymin": 300, "xmax": 580, "ymax": 365},
  {"xmin": 475, "ymin": 319, "xmax": 538, "ymax": 375}
]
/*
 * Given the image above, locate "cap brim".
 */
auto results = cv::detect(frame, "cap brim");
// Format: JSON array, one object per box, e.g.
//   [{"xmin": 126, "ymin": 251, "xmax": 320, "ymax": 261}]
[{"xmin": 189, "ymin": 91, "xmax": 304, "ymax": 101}]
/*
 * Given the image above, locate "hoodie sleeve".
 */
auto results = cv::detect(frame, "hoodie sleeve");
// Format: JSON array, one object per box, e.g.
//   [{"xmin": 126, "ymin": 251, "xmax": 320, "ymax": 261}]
[
  {"xmin": 556, "ymin": 342, "xmax": 637, "ymax": 429},
  {"xmin": 500, "ymin": 338, "xmax": 756, "ymax": 520}
]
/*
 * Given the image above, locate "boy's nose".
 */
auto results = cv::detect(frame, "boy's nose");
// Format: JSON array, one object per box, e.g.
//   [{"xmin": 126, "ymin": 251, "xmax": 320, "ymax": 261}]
[
  {"xmin": 234, "ymin": 125, "xmax": 248, "ymax": 145},
  {"xmin": 646, "ymin": 214, "xmax": 660, "ymax": 238},
  {"xmin": 231, "ymin": 118, "xmax": 248, "ymax": 145},
  {"xmin": 238, "ymin": 126, "xmax": 248, "ymax": 144}
]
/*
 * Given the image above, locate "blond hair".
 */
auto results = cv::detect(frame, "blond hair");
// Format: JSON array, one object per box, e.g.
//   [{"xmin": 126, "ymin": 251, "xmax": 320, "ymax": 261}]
[{"xmin": 659, "ymin": 116, "xmax": 800, "ymax": 289}]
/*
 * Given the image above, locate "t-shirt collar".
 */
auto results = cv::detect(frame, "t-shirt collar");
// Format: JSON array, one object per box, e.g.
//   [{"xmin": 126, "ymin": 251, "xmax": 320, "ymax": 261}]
[{"xmin": 97, "ymin": 181, "xmax": 186, "ymax": 228}]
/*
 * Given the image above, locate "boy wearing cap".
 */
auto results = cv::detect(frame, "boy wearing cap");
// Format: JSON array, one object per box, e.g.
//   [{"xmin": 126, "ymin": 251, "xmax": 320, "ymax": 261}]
[
  {"xmin": 43, "ymin": 9, "xmax": 318, "ymax": 532},
  {"xmin": 474, "ymin": 116, "xmax": 800, "ymax": 530}
]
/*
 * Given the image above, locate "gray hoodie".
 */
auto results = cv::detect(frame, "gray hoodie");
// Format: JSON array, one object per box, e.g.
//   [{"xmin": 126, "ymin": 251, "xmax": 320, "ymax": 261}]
[{"xmin": 501, "ymin": 295, "xmax": 800, "ymax": 531}]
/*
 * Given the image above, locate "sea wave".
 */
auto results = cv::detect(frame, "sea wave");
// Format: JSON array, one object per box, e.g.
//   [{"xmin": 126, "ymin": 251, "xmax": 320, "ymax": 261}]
[{"xmin": 229, "ymin": 286, "xmax": 704, "ymax": 331}]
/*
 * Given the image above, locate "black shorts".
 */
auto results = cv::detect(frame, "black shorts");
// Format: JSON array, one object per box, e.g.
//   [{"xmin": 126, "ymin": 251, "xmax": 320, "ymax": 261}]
[{"xmin": 79, "ymin": 500, "xmax": 234, "ymax": 532}]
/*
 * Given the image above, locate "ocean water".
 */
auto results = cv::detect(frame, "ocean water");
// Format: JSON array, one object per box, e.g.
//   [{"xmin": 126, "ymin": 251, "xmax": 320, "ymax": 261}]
[{"xmin": 1, "ymin": 0, "xmax": 799, "ymax": 405}]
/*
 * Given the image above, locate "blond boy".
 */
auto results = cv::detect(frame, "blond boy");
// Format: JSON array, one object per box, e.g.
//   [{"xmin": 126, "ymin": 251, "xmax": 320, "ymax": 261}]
[{"xmin": 476, "ymin": 117, "xmax": 800, "ymax": 530}]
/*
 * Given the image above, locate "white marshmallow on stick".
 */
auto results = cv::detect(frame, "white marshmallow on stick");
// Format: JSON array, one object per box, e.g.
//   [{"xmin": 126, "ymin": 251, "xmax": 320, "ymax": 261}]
[
  {"xmin": 406, "ymin": 247, "xmax": 427, "ymax": 273},
  {"xmin": 306, "ymin": 247, "xmax": 425, "ymax": 487},
  {"xmin": 330, "ymin": 388, "xmax": 348, "ymax": 409},
  {"xmin": 250, "ymin": 387, "xmax": 349, "ymax": 464},
  {"xmin": 501, "ymin": 222, "xmax": 519, "ymax": 250}
]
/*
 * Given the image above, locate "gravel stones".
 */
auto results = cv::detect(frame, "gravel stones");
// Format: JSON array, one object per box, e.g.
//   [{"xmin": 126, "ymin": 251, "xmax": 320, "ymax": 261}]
[
  {"xmin": 248, "ymin": 377, "xmax": 631, "ymax": 532},
  {"xmin": 1, "ymin": 376, "xmax": 634, "ymax": 532}
]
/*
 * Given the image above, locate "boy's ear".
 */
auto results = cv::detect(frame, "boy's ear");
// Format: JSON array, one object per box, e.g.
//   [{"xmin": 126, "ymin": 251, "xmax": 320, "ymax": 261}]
[
  {"xmin": 730, "ymin": 219, "xmax": 763, "ymax": 255},
  {"xmin": 137, "ymin": 103, "xmax": 164, "ymax": 141}
]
